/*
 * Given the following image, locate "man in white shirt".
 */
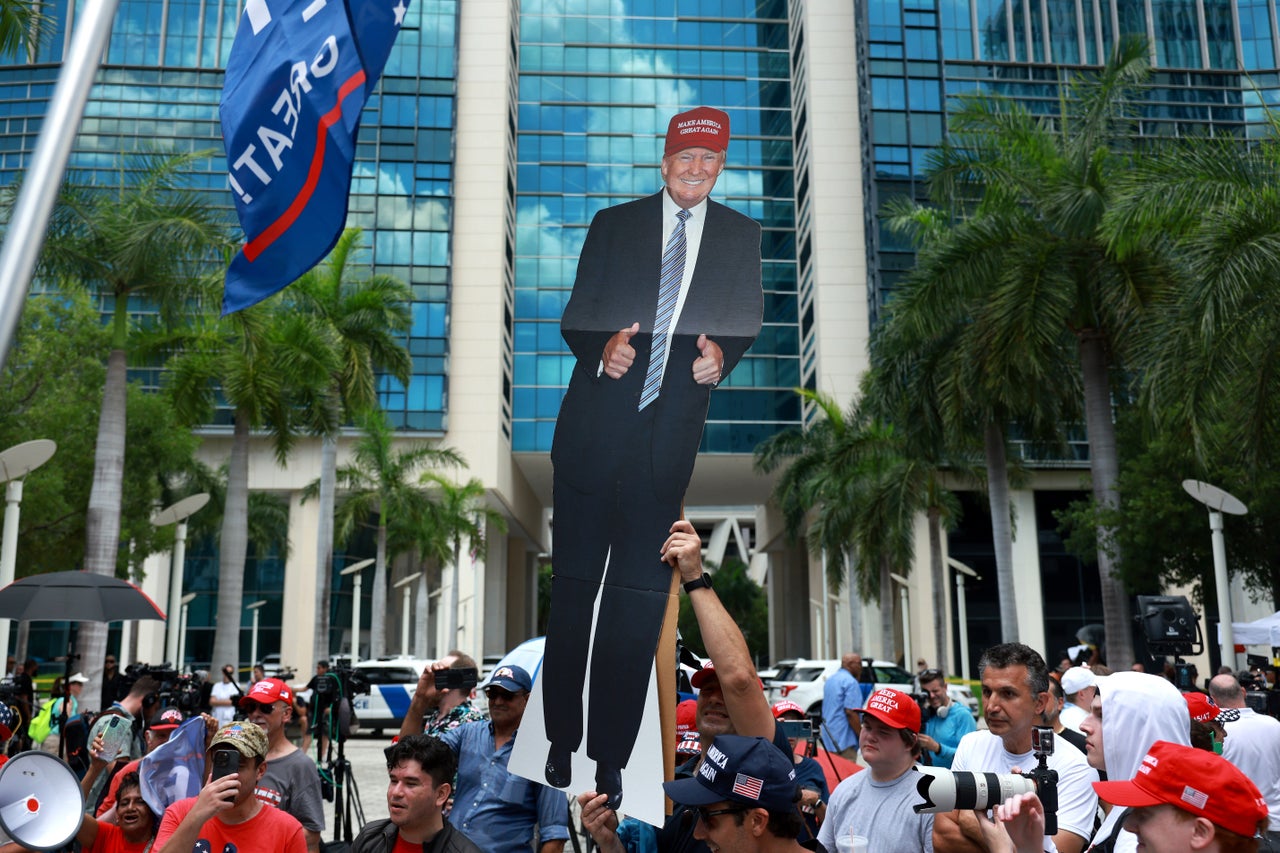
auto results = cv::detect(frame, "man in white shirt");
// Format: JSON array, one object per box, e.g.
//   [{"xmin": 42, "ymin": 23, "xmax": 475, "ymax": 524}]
[
  {"xmin": 1210, "ymin": 674, "xmax": 1280, "ymax": 850},
  {"xmin": 933, "ymin": 643, "xmax": 1098, "ymax": 853},
  {"xmin": 209, "ymin": 664, "xmax": 243, "ymax": 725},
  {"xmin": 1057, "ymin": 668, "xmax": 1096, "ymax": 734}
]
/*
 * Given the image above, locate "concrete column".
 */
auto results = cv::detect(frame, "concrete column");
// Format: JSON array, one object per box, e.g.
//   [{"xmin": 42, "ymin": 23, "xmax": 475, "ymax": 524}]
[
  {"xmin": 1010, "ymin": 489, "xmax": 1046, "ymax": 656},
  {"xmin": 282, "ymin": 491, "xmax": 319, "ymax": 670}
]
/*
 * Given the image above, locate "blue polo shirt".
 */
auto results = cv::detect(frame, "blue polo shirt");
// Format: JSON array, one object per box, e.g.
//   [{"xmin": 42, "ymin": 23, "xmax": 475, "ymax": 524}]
[
  {"xmin": 438, "ymin": 720, "xmax": 570, "ymax": 853},
  {"xmin": 821, "ymin": 668, "xmax": 864, "ymax": 752}
]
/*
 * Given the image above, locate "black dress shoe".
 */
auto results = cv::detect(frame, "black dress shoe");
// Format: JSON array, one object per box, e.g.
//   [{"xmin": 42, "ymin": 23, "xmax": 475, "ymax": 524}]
[
  {"xmin": 595, "ymin": 763, "xmax": 623, "ymax": 810},
  {"xmin": 545, "ymin": 744, "xmax": 573, "ymax": 788}
]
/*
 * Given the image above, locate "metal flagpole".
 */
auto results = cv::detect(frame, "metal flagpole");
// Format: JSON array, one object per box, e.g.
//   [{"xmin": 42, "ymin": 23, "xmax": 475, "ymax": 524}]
[{"xmin": 0, "ymin": 0, "xmax": 122, "ymax": 366}]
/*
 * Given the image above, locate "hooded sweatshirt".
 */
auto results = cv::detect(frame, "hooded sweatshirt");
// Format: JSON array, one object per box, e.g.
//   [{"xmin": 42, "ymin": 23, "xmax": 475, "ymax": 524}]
[{"xmin": 1089, "ymin": 672, "xmax": 1191, "ymax": 852}]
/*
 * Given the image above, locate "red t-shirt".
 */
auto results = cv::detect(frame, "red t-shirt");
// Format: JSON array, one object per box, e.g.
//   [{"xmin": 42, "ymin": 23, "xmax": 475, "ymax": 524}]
[
  {"xmin": 155, "ymin": 796, "xmax": 306, "ymax": 853},
  {"xmin": 86, "ymin": 821, "xmax": 151, "ymax": 853},
  {"xmin": 393, "ymin": 835, "xmax": 422, "ymax": 853}
]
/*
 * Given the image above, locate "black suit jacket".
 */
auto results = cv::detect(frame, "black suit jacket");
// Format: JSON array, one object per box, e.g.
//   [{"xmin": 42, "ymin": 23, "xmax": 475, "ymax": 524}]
[{"xmin": 552, "ymin": 191, "xmax": 763, "ymax": 501}]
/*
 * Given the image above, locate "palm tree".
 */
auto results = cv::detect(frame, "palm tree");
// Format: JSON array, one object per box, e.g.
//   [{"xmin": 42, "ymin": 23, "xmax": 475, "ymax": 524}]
[
  {"xmin": 36, "ymin": 150, "xmax": 228, "ymax": 708},
  {"xmin": 858, "ymin": 358, "xmax": 963, "ymax": 668},
  {"xmin": 0, "ymin": 0, "xmax": 52, "ymax": 59},
  {"xmin": 324, "ymin": 410, "xmax": 462, "ymax": 658},
  {"xmin": 161, "ymin": 301, "xmax": 338, "ymax": 671},
  {"xmin": 418, "ymin": 474, "xmax": 507, "ymax": 657},
  {"xmin": 1104, "ymin": 125, "xmax": 1280, "ymax": 467},
  {"xmin": 891, "ymin": 38, "xmax": 1171, "ymax": 666},
  {"xmin": 755, "ymin": 390, "xmax": 929, "ymax": 654},
  {"xmin": 288, "ymin": 228, "xmax": 411, "ymax": 666}
]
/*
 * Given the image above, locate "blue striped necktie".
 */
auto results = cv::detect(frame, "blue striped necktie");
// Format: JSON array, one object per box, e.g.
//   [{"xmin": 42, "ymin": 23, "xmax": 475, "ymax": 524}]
[{"xmin": 639, "ymin": 209, "xmax": 690, "ymax": 411}]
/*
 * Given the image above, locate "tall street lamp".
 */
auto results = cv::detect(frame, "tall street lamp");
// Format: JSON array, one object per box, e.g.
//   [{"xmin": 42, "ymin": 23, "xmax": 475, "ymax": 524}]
[
  {"xmin": 0, "ymin": 439, "xmax": 56, "ymax": 671},
  {"xmin": 339, "ymin": 559, "xmax": 374, "ymax": 664},
  {"xmin": 151, "ymin": 493, "xmax": 210, "ymax": 667},
  {"xmin": 246, "ymin": 600, "xmax": 267, "ymax": 674},
  {"xmin": 889, "ymin": 573, "xmax": 912, "ymax": 672},
  {"xmin": 176, "ymin": 592, "xmax": 198, "ymax": 672},
  {"xmin": 947, "ymin": 557, "xmax": 980, "ymax": 680},
  {"xmin": 394, "ymin": 572, "xmax": 422, "ymax": 656},
  {"xmin": 1182, "ymin": 479, "xmax": 1248, "ymax": 669}
]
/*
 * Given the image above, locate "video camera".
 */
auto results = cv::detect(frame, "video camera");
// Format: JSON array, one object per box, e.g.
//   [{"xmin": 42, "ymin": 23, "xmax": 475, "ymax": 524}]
[
  {"xmin": 914, "ymin": 725, "xmax": 1060, "ymax": 834},
  {"xmin": 121, "ymin": 663, "xmax": 203, "ymax": 714},
  {"xmin": 313, "ymin": 666, "xmax": 370, "ymax": 709},
  {"xmin": 912, "ymin": 692, "xmax": 936, "ymax": 724}
]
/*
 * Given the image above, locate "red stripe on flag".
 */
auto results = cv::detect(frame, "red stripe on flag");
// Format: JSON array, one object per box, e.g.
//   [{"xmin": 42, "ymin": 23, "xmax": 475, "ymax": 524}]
[
  {"xmin": 732, "ymin": 773, "xmax": 763, "ymax": 800},
  {"xmin": 243, "ymin": 69, "xmax": 367, "ymax": 262}
]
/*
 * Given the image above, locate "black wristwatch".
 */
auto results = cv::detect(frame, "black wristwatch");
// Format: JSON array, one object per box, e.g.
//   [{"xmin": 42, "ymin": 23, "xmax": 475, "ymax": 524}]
[{"xmin": 683, "ymin": 573, "xmax": 714, "ymax": 593}]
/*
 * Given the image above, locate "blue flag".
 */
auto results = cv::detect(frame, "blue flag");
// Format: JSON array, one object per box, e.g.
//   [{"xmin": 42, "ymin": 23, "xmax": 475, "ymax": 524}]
[
  {"xmin": 220, "ymin": 0, "xmax": 411, "ymax": 314},
  {"xmin": 139, "ymin": 717, "xmax": 209, "ymax": 816}
]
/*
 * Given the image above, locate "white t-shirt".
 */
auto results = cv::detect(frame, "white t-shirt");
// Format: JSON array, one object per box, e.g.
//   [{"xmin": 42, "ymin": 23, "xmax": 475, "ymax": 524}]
[
  {"xmin": 210, "ymin": 680, "xmax": 241, "ymax": 724},
  {"xmin": 818, "ymin": 766, "xmax": 934, "ymax": 853},
  {"xmin": 952, "ymin": 729, "xmax": 1099, "ymax": 851},
  {"xmin": 1058, "ymin": 702, "xmax": 1088, "ymax": 733},
  {"xmin": 1223, "ymin": 712, "xmax": 1280, "ymax": 830}
]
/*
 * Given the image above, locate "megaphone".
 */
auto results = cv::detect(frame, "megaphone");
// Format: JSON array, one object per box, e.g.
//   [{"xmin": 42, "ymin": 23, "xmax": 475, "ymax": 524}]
[{"xmin": 0, "ymin": 750, "xmax": 84, "ymax": 850}]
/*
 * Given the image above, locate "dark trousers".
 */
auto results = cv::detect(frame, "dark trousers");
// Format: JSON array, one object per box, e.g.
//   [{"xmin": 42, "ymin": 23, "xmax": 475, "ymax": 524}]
[{"xmin": 542, "ymin": 411, "xmax": 683, "ymax": 770}]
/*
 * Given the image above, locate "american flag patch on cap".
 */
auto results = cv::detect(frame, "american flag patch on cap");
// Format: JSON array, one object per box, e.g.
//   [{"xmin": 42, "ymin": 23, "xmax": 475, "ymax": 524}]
[
  {"xmin": 732, "ymin": 773, "xmax": 764, "ymax": 800},
  {"xmin": 1181, "ymin": 786, "xmax": 1209, "ymax": 809}
]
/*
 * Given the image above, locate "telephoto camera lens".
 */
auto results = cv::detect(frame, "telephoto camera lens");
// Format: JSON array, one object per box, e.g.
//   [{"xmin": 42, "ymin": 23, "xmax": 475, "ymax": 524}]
[{"xmin": 912, "ymin": 767, "xmax": 1037, "ymax": 813}]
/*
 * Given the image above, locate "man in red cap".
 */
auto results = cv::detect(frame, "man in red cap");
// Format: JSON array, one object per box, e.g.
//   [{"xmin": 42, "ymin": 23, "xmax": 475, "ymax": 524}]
[
  {"xmin": 541, "ymin": 104, "xmax": 763, "ymax": 810},
  {"xmin": 818, "ymin": 687, "xmax": 934, "ymax": 853},
  {"xmin": 242, "ymin": 677, "xmax": 325, "ymax": 852},
  {"xmin": 983, "ymin": 741, "xmax": 1269, "ymax": 853}
]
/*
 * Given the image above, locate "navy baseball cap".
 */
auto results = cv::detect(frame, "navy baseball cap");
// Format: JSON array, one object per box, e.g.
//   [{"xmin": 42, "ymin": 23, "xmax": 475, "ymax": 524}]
[
  {"xmin": 484, "ymin": 664, "xmax": 532, "ymax": 693},
  {"xmin": 663, "ymin": 734, "xmax": 797, "ymax": 812}
]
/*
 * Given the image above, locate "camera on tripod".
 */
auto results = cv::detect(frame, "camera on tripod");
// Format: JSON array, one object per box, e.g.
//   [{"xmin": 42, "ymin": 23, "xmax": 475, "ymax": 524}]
[
  {"xmin": 914, "ymin": 725, "xmax": 1060, "ymax": 834},
  {"xmin": 313, "ymin": 666, "xmax": 370, "ymax": 709}
]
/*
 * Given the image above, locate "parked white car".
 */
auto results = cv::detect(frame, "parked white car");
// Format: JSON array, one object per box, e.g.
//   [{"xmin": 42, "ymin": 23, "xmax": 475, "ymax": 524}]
[
  {"xmin": 347, "ymin": 657, "xmax": 431, "ymax": 735},
  {"xmin": 766, "ymin": 658, "xmax": 979, "ymax": 721}
]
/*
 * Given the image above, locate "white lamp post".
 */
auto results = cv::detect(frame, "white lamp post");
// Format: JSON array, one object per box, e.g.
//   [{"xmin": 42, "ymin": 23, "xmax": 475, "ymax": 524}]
[
  {"xmin": 0, "ymin": 439, "xmax": 56, "ymax": 671},
  {"xmin": 176, "ymin": 592, "xmax": 197, "ymax": 672},
  {"xmin": 947, "ymin": 557, "xmax": 980, "ymax": 680},
  {"xmin": 395, "ymin": 572, "xmax": 422, "ymax": 656},
  {"xmin": 340, "ymin": 559, "xmax": 374, "ymax": 664},
  {"xmin": 1182, "ymin": 480, "xmax": 1248, "ymax": 669},
  {"xmin": 152, "ymin": 493, "xmax": 210, "ymax": 667},
  {"xmin": 889, "ymin": 573, "xmax": 912, "ymax": 672},
  {"xmin": 246, "ymin": 600, "xmax": 267, "ymax": 674}
]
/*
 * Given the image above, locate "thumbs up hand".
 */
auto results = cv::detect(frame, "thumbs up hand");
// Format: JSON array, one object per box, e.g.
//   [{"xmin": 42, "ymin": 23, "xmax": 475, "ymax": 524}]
[
  {"xmin": 602, "ymin": 323, "xmax": 641, "ymax": 379},
  {"xmin": 691, "ymin": 334, "xmax": 723, "ymax": 385}
]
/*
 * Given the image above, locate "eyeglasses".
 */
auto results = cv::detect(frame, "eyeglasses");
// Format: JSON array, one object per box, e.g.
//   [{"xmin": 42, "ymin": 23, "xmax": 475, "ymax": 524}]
[
  {"xmin": 242, "ymin": 701, "xmax": 280, "ymax": 715},
  {"xmin": 920, "ymin": 669, "xmax": 944, "ymax": 683},
  {"xmin": 695, "ymin": 806, "xmax": 748, "ymax": 824}
]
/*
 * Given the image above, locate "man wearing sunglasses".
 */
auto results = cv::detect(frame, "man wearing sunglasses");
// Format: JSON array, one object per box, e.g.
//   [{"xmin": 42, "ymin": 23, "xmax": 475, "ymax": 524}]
[
  {"xmin": 241, "ymin": 677, "xmax": 326, "ymax": 853},
  {"xmin": 662, "ymin": 734, "xmax": 808, "ymax": 853}
]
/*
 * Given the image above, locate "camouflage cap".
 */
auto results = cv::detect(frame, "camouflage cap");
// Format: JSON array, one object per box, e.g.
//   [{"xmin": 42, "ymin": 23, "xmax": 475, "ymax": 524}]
[{"xmin": 209, "ymin": 721, "xmax": 268, "ymax": 759}]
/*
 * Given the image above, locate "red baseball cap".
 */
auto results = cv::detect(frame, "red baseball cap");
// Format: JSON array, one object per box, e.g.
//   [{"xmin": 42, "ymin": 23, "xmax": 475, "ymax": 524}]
[
  {"xmin": 676, "ymin": 699, "xmax": 698, "ymax": 735},
  {"xmin": 664, "ymin": 106, "xmax": 730, "ymax": 156},
  {"xmin": 690, "ymin": 663, "xmax": 764, "ymax": 690},
  {"xmin": 772, "ymin": 700, "xmax": 805, "ymax": 719},
  {"xmin": 1184, "ymin": 692, "xmax": 1217, "ymax": 723},
  {"xmin": 860, "ymin": 687, "xmax": 922, "ymax": 733},
  {"xmin": 240, "ymin": 678, "xmax": 293, "ymax": 707},
  {"xmin": 1093, "ymin": 740, "xmax": 1268, "ymax": 838}
]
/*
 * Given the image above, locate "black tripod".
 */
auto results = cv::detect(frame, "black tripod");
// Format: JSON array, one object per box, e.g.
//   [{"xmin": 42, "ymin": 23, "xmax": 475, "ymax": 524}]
[{"xmin": 317, "ymin": 691, "xmax": 363, "ymax": 844}]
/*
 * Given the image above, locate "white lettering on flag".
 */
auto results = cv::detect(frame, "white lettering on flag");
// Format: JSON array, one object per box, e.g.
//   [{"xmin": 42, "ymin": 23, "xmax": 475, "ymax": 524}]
[
  {"xmin": 301, "ymin": 0, "xmax": 326, "ymax": 22},
  {"xmin": 245, "ymin": 0, "xmax": 272, "ymax": 35}
]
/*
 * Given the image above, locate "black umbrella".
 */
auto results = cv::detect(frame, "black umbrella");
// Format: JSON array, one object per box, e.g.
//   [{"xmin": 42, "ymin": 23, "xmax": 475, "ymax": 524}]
[{"xmin": 0, "ymin": 571, "xmax": 167, "ymax": 623}]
